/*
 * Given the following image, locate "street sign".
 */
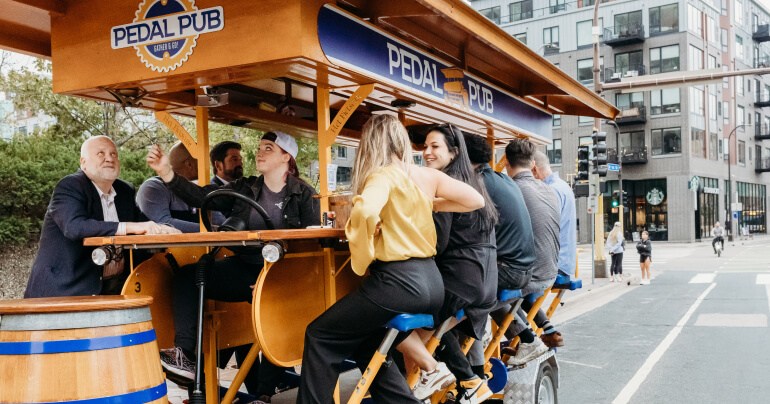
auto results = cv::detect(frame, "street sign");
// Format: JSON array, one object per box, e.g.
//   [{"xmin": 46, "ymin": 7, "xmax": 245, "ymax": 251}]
[
  {"xmin": 607, "ymin": 163, "xmax": 620, "ymax": 172},
  {"xmin": 587, "ymin": 196, "xmax": 598, "ymax": 214},
  {"xmin": 733, "ymin": 212, "xmax": 739, "ymax": 219},
  {"xmin": 731, "ymin": 202, "xmax": 743, "ymax": 211}
]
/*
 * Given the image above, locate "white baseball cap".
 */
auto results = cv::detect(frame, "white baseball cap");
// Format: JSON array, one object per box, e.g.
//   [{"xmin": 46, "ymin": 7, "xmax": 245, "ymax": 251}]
[{"xmin": 263, "ymin": 131, "xmax": 298, "ymax": 159}]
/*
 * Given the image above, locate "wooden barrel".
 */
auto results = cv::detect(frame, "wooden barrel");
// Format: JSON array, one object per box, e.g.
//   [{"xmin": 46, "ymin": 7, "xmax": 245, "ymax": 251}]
[{"xmin": 0, "ymin": 295, "xmax": 167, "ymax": 404}]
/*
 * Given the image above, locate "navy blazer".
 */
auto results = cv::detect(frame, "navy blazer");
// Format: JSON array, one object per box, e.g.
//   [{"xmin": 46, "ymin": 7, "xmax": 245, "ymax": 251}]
[{"xmin": 24, "ymin": 170, "xmax": 146, "ymax": 298}]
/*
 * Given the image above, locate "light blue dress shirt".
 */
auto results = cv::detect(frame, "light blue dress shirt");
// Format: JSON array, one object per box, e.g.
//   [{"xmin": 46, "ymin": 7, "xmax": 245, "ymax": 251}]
[{"xmin": 543, "ymin": 172, "xmax": 577, "ymax": 277}]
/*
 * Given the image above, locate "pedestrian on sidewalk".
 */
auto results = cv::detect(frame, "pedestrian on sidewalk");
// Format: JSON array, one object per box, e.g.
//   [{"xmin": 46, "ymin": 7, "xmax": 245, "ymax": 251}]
[
  {"xmin": 605, "ymin": 222, "xmax": 624, "ymax": 283},
  {"xmin": 636, "ymin": 231, "xmax": 652, "ymax": 285}
]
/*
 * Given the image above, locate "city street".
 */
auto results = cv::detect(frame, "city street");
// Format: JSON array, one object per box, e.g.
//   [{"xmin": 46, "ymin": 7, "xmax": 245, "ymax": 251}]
[{"xmin": 558, "ymin": 236, "xmax": 770, "ymax": 404}]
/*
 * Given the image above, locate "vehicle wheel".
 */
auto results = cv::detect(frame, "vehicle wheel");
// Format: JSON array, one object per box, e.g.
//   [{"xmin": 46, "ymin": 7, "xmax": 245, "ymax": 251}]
[{"xmin": 535, "ymin": 362, "xmax": 557, "ymax": 404}]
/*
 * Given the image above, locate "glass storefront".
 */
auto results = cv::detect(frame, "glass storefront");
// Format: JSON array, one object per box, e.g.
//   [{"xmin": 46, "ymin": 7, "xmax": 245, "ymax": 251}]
[
  {"xmin": 604, "ymin": 179, "xmax": 668, "ymax": 240},
  {"xmin": 695, "ymin": 177, "xmax": 720, "ymax": 240},
  {"xmin": 725, "ymin": 181, "xmax": 767, "ymax": 234}
]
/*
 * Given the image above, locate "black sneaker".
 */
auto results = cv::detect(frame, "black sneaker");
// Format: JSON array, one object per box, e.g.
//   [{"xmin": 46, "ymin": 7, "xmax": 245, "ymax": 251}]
[{"xmin": 160, "ymin": 347, "xmax": 195, "ymax": 381}]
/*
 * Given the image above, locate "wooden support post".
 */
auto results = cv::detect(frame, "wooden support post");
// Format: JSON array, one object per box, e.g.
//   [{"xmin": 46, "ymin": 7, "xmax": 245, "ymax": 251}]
[
  {"xmin": 486, "ymin": 128, "xmax": 495, "ymax": 167},
  {"xmin": 317, "ymin": 84, "xmax": 375, "ymax": 212},
  {"xmin": 195, "ymin": 89, "xmax": 211, "ymax": 186}
]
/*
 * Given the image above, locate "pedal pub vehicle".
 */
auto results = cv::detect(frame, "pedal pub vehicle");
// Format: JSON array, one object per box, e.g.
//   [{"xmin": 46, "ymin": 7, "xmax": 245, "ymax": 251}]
[{"xmin": 0, "ymin": 1, "xmax": 616, "ymax": 403}]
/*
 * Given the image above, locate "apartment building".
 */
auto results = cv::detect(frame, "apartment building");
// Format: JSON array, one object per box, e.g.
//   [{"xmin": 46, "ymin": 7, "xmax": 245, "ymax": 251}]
[{"xmin": 471, "ymin": 0, "xmax": 770, "ymax": 242}]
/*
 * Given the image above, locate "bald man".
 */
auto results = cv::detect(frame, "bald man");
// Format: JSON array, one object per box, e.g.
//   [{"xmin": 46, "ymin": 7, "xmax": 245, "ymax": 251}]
[
  {"xmin": 137, "ymin": 143, "xmax": 201, "ymax": 233},
  {"xmin": 25, "ymin": 136, "xmax": 177, "ymax": 298}
]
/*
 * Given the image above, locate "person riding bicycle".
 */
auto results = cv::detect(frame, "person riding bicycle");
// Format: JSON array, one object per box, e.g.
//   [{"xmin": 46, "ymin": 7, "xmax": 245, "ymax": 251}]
[{"xmin": 711, "ymin": 222, "xmax": 725, "ymax": 254}]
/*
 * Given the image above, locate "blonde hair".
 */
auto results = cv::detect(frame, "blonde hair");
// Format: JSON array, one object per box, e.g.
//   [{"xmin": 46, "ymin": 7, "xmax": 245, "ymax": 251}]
[
  {"xmin": 351, "ymin": 114, "xmax": 412, "ymax": 194},
  {"xmin": 608, "ymin": 222, "xmax": 622, "ymax": 245}
]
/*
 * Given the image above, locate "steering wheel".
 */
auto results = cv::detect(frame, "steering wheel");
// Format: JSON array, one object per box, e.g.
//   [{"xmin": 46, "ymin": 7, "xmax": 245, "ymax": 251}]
[{"xmin": 200, "ymin": 189, "xmax": 274, "ymax": 233}]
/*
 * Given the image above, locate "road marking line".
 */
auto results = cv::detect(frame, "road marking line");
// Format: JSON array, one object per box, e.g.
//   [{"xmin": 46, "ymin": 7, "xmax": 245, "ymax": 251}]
[
  {"xmin": 559, "ymin": 359, "xmax": 602, "ymax": 369},
  {"xmin": 693, "ymin": 313, "xmax": 767, "ymax": 327},
  {"xmin": 689, "ymin": 273, "xmax": 716, "ymax": 283},
  {"xmin": 766, "ymin": 285, "xmax": 770, "ymax": 316},
  {"xmin": 612, "ymin": 283, "xmax": 716, "ymax": 404},
  {"xmin": 756, "ymin": 274, "xmax": 770, "ymax": 284}
]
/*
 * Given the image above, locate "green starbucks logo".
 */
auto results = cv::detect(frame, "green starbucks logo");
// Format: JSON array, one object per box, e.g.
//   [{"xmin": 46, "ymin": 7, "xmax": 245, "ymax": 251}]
[{"xmin": 646, "ymin": 187, "xmax": 665, "ymax": 205}]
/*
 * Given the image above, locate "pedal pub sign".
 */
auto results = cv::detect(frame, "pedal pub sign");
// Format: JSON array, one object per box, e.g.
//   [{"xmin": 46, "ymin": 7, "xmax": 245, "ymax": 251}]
[
  {"xmin": 317, "ymin": 5, "xmax": 552, "ymax": 142},
  {"xmin": 110, "ymin": 0, "xmax": 225, "ymax": 72}
]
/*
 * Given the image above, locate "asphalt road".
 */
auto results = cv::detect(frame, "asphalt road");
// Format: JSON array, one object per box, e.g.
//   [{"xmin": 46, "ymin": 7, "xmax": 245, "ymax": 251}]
[{"xmin": 558, "ymin": 237, "xmax": 770, "ymax": 404}]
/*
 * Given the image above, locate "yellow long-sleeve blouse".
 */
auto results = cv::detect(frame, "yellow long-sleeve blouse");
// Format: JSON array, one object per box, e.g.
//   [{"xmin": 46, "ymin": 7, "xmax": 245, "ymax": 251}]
[{"xmin": 345, "ymin": 165, "xmax": 437, "ymax": 276}]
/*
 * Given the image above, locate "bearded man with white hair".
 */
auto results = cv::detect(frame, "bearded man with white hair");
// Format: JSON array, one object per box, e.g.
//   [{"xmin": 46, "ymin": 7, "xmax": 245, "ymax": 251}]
[{"xmin": 25, "ymin": 136, "xmax": 178, "ymax": 298}]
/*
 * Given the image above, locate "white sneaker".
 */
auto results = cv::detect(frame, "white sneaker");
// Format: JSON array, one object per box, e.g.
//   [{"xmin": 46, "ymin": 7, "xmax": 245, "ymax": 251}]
[
  {"xmin": 413, "ymin": 362, "xmax": 456, "ymax": 400},
  {"xmin": 506, "ymin": 338, "xmax": 549, "ymax": 366},
  {"xmin": 456, "ymin": 377, "xmax": 493, "ymax": 404}
]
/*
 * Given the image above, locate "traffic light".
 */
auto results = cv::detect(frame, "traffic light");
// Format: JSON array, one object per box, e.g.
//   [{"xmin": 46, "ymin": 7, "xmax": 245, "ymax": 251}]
[
  {"xmin": 591, "ymin": 129, "xmax": 608, "ymax": 177},
  {"xmin": 621, "ymin": 190, "xmax": 629, "ymax": 206},
  {"xmin": 576, "ymin": 145, "xmax": 590, "ymax": 181},
  {"xmin": 611, "ymin": 190, "xmax": 619, "ymax": 207}
]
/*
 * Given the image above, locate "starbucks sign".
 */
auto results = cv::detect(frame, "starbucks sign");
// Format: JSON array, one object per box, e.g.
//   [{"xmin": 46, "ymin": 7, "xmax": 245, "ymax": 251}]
[{"xmin": 646, "ymin": 187, "xmax": 665, "ymax": 205}]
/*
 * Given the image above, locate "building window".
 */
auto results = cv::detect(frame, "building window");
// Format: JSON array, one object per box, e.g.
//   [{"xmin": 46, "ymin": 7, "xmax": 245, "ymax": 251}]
[
  {"xmin": 735, "ymin": 0, "xmax": 743, "ymax": 25},
  {"xmin": 510, "ymin": 0, "xmax": 533, "ymax": 22},
  {"xmin": 579, "ymin": 115, "xmax": 594, "ymax": 124},
  {"xmin": 708, "ymin": 15, "xmax": 718, "ymax": 43},
  {"xmin": 620, "ymin": 131, "xmax": 645, "ymax": 154},
  {"xmin": 651, "ymin": 88, "xmax": 681, "ymax": 115},
  {"xmin": 550, "ymin": 0, "xmax": 566, "ymax": 14},
  {"xmin": 650, "ymin": 3, "xmax": 679, "ymax": 35},
  {"xmin": 723, "ymin": 101, "xmax": 730, "ymax": 125},
  {"xmin": 709, "ymin": 55, "xmax": 717, "ymax": 69},
  {"xmin": 337, "ymin": 166, "xmax": 352, "ymax": 183},
  {"xmin": 652, "ymin": 127, "xmax": 682, "ymax": 156},
  {"xmin": 689, "ymin": 45, "xmax": 703, "ymax": 70},
  {"xmin": 479, "ymin": 6, "xmax": 501, "ymax": 24},
  {"xmin": 553, "ymin": 114, "xmax": 561, "ymax": 127},
  {"xmin": 583, "ymin": 0, "xmax": 596, "ymax": 6},
  {"xmin": 616, "ymin": 92, "xmax": 644, "ymax": 110},
  {"xmin": 546, "ymin": 139, "xmax": 562, "ymax": 164},
  {"xmin": 577, "ymin": 57, "xmax": 603, "ymax": 84},
  {"xmin": 691, "ymin": 128, "xmax": 706, "ymax": 158},
  {"xmin": 543, "ymin": 26, "xmax": 560, "ymax": 49},
  {"xmin": 690, "ymin": 86, "xmax": 705, "ymax": 116},
  {"xmin": 738, "ymin": 140, "xmax": 746, "ymax": 165},
  {"xmin": 709, "ymin": 91, "xmax": 718, "ymax": 121},
  {"xmin": 333, "ymin": 145, "xmax": 347, "ymax": 159},
  {"xmin": 721, "ymin": 29, "xmax": 728, "ymax": 51},
  {"xmin": 687, "ymin": 4, "xmax": 702, "ymax": 36},
  {"xmin": 614, "ymin": 11, "xmax": 643, "ymax": 33},
  {"xmin": 736, "ymin": 35, "xmax": 744, "ymax": 60},
  {"xmin": 756, "ymin": 79, "xmax": 762, "ymax": 102},
  {"xmin": 721, "ymin": 0, "xmax": 728, "ymax": 15},
  {"xmin": 709, "ymin": 133, "xmax": 719, "ymax": 160},
  {"xmin": 650, "ymin": 45, "xmax": 680, "ymax": 74},
  {"xmin": 737, "ymin": 105, "xmax": 745, "ymax": 126},
  {"xmin": 514, "ymin": 33, "xmax": 527, "ymax": 45},
  {"xmin": 614, "ymin": 51, "xmax": 643, "ymax": 76},
  {"xmin": 579, "ymin": 135, "xmax": 594, "ymax": 158},
  {"xmin": 577, "ymin": 20, "xmax": 594, "ymax": 48},
  {"xmin": 735, "ymin": 182, "xmax": 767, "ymax": 234}
]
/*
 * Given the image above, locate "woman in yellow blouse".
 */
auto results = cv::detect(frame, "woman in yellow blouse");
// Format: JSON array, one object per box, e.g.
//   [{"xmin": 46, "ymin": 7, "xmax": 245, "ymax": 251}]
[{"xmin": 297, "ymin": 114, "xmax": 485, "ymax": 404}]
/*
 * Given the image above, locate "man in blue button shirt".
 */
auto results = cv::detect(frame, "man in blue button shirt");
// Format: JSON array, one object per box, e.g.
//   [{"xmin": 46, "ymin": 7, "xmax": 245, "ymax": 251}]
[{"xmin": 530, "ymin": 150, "xmax": 577, "ymax": 348}]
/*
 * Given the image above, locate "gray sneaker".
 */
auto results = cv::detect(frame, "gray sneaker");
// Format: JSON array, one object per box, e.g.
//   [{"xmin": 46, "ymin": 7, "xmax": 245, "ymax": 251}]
[
  {"xmin": 506, "ymin": 339, "xmax": 548, "ymax": 366},
  {"xmin": 160, "ymin": 347, "xmax": 195, "ymax": 381}
]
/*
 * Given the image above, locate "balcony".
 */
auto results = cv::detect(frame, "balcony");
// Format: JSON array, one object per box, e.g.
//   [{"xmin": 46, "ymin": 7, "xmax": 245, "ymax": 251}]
[
  {"xmin": 615, "ymin": 106, "xmax": 647, "ymax": 126},
  {"xmin": 756, "ymin": 157, "xmax": 770, "ymax": 173},
  {"xmin": 604, "ymin": 65, "xmax": 646, "ymax": 83},
  {"xmin": 756, "ymin": 91, "xmax": 770, "ymax": 108},
  {"xmin": 755, "ymin": 56, "xmax": 770, "ymax": 69},
  {"xmin": 754, "ymin": 24, "xmax": 770, "ymax": 43},
  {"xmin": 604, "ymin": 23, "xmax": 645, "ymax": 47},
  {"xmin": 756, "ymin": 125, "xmax": 770, "ymax": 140},
  {"xmin": 608, "ymin": 146, "xmax": 648, "ymax": 165}
]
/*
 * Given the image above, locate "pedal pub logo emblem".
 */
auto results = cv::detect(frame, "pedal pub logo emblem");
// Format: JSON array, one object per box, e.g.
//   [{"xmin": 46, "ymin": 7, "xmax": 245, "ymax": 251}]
[{"xmin": 110, "ymin": 0, "xmax": 224, "ymax": 72}]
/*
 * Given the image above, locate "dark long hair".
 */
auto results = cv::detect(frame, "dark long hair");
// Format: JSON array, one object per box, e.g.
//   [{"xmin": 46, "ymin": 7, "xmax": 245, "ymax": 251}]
[{"xmin": 429, "ymin": 123, "xmax": 498, "ymax": 233}]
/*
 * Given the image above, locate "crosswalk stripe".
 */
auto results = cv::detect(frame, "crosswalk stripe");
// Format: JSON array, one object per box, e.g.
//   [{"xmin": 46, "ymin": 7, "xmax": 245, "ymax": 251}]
[
  {"xmin": 756, "ymin": 274, "xmax": 770, "ymax": 284},
  {"xmin": 690, "ymin": 273, "xmax": 716, "ymax": 283}
]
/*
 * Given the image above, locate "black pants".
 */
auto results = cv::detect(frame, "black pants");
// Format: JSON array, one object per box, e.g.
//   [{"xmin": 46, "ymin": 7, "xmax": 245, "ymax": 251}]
[
  {"xmin": 610, "ymin": 253, "xmax": 623, "ymax": 275},
  {"xmin": 173, "ymin": 255, "xmax": 284, "ymax": 397},
  {"xmin": 712, "ymin": 236, "xmax": 724, "ymax": 252},
  {"xmin": 437, "ymin": 330, "xmax": 475, "ymax": 381},
  {"xmin": 296, "ymin": 290, "xmax": 420, "ymax": 404}
]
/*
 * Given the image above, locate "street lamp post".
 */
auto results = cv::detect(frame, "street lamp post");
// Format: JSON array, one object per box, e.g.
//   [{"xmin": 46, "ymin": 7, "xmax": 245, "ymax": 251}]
[{"xmin": 726, "ymin": 124, "xmax": 750, "ymax": 242}]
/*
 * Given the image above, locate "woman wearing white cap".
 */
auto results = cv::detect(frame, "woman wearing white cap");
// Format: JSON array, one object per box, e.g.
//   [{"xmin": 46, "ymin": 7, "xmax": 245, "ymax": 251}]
[{"xmin": 146, "ymin": 131, "xmax": 319, "ymax": 401}]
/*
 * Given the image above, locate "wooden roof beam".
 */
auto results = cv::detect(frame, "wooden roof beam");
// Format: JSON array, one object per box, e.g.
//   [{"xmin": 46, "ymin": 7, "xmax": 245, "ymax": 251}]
[
  {"xmin": 11, "ymin": 0, "xmax": 65, "ymax": 16},
  {"xmin": 0, "ymin": 19, "xmax": 50, "ymax": 58}
]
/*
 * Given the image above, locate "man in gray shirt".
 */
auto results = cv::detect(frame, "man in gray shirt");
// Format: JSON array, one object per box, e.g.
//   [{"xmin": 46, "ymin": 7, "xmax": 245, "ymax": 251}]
[
  {"xmin": 711, "ymin": 221, "xmax": 724, "ymax": 254},
  {"xmin": 137, "ymin": 143, "xmax": 200, "ymax": 233},
  {"xmin": 498, "ymin": 138, "xmax": 560, "ymax": 366}
]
